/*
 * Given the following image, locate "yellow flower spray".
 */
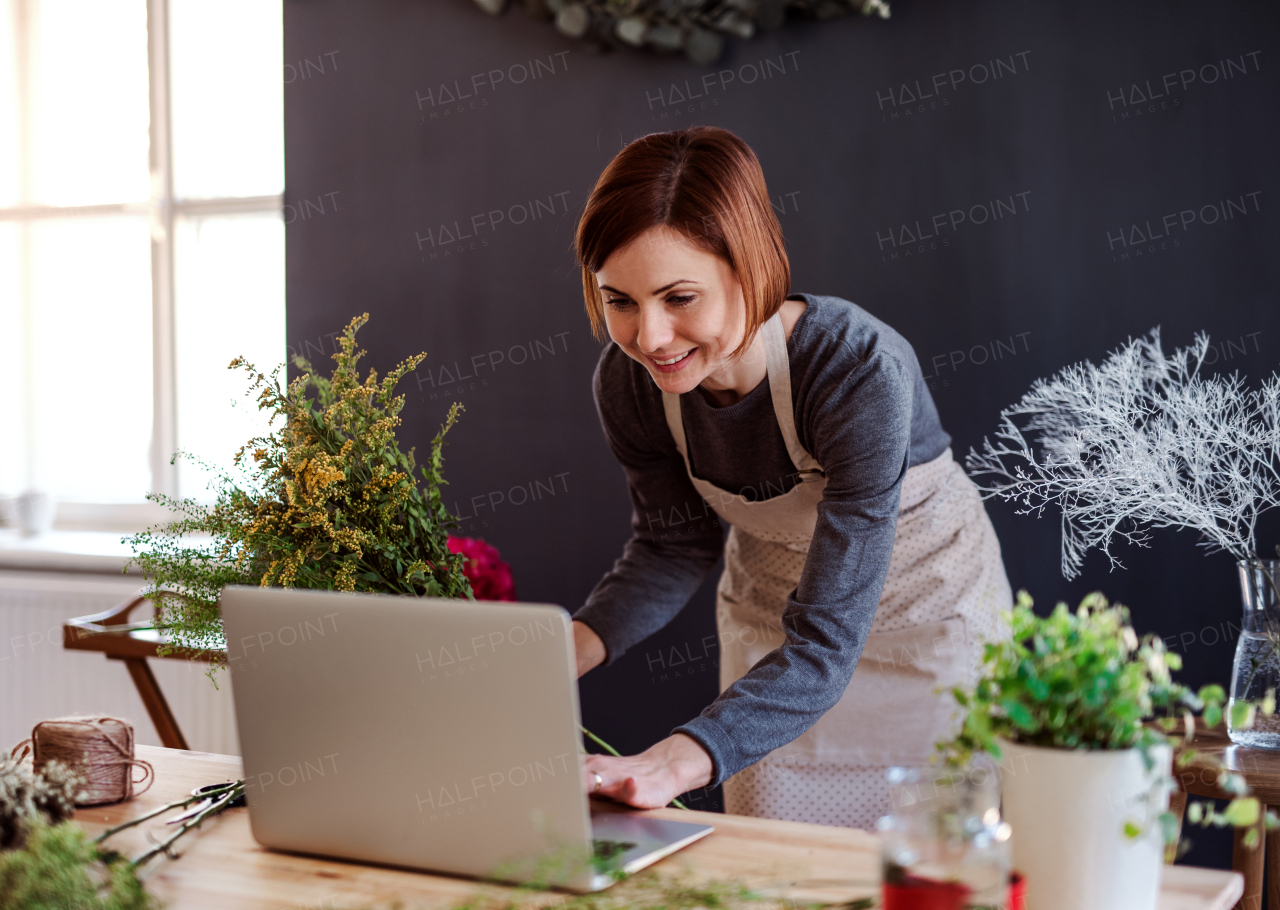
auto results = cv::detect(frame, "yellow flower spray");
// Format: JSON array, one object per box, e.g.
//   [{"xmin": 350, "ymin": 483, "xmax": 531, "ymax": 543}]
[{"xmin": 127, "ymin": 314, "xmax": 472, "ymax": 674}]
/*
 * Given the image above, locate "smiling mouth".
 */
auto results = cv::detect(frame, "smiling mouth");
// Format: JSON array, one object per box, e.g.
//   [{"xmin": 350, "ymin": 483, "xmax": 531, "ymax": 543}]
[{"xmin": 651, "ymin": 350, "xmax": 693, "ymax": 366}]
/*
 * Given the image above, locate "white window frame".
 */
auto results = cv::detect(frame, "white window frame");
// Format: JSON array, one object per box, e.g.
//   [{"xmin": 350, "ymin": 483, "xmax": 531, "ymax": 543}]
[{"xmin": 1, "ymin": 0, "xmax": 282, "ymax": 530}]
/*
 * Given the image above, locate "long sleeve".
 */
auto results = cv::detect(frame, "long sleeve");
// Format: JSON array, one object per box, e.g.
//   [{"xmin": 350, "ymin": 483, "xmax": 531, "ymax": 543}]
[
  {"xmin": 673, "ymin": 337, "xmax": 915, "ymax": 786},
  {"xmin": 572, "ymin": 344, "xmax": 724, "ymax": 663}
]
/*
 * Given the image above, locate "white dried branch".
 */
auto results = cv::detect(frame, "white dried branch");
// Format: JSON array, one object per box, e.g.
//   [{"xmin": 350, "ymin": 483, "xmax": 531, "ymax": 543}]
[{"xmin": 966, "ymin": 328, "xmax": 1280, "ymax": 579}]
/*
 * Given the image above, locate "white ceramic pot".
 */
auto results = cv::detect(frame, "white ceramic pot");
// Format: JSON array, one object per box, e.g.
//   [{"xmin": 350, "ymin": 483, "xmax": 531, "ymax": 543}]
[{"xmin": 998, "ymin": 738, "xmax": 1170, "ymax": 910}]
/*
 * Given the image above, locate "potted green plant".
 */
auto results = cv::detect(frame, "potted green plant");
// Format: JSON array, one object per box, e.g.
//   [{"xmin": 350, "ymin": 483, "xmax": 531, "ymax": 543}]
[{"xmin": 940, "ymin": 591, "xmax": 1272, "ymax": 910}]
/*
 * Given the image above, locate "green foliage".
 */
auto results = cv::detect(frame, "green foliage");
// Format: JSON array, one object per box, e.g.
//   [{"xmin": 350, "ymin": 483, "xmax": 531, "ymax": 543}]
[
  {"xmin": 127, "ymin": 314, "xmax": 472, "ymax": 670},
  {"xmin": 0, "ymin": 756, "xmax": 147, "ymax": 908},
  {"xmin": 942, "ymin": 590, "xmax": 1278, "ymax": 849},
  {"xmin": 0, "ymin": 755, "xmax": 80, "ymax": 850},
  {"xmin": 445, "ymin": 869, "xmax": 853, "ymax": 910},
  {"xmin": 1, "ymin": 754, "xmax": 246, "ymax": 906},
  {"xmin": 0, "ymin": 821, "xmax": 154, "ymax": 910},
  {"xmin": 941, "ymin": 591, "xmax": 1215, "ymax": 763}
]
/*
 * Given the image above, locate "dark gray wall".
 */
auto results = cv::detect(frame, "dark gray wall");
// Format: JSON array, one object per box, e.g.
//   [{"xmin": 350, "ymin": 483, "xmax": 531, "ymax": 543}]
[{"xmin": 284, "ymin": 0, "xmax": 1279, "ymax": 861}]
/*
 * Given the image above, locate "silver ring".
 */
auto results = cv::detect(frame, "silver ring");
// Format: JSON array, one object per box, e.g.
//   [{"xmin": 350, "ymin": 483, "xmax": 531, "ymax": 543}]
[{"xmin": 592, "ymin": 772, "xmax": 603, "ymax": 794}]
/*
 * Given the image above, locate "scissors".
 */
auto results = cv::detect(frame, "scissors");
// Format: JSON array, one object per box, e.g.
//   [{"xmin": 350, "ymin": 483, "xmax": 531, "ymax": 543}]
[{"xmin": 166, "ymin": 782, "xmax": 247, "ymax": 825}]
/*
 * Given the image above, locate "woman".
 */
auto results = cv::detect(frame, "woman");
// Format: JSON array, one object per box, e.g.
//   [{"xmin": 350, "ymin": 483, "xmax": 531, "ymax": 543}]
[{"xmin": 571, "ymin": 126, "xmax": 1011, "ymax": 830}]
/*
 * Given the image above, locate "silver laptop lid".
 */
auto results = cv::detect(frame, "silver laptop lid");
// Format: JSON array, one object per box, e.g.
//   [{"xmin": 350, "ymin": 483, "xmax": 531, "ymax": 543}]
[{"xmin": 220, "ymin": 585, "xmax": 593, "ymax": 885}]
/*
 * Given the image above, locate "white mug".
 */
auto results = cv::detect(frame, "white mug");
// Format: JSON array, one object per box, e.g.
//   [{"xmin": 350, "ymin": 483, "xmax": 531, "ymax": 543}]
[{"xmin": 14, "ymin": 490, "xmax": 55, "ymax": 537}]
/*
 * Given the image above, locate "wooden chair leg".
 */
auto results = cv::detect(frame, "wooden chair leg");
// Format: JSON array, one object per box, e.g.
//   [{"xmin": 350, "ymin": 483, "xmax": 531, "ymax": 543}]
[
  {"xmin": 1166, "ymin": 790, "xmax": 1187, "ymax": 864},
  {"xmin": 113, "ymin": 656, "xmax": 189, "ymax": 750},
  {"xmin": 1266, "ymin": 808, "xmax": 1280, "ymax": 910},
  {"xmin": 1234, "ymin": 811, "xmax": 1266, "ymax": 910}
]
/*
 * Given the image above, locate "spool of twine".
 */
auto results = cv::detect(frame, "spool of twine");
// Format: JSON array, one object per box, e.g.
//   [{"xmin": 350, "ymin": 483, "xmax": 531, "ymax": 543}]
[{"xmin": 10, "ymin": 716, "xmax": 154, "ymax": 806}]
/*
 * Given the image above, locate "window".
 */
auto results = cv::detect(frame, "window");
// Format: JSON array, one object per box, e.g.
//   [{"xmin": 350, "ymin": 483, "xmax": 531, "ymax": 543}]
[{"xmin": 0, "ymin": 0, "xmax": 284, "ymax": 530}]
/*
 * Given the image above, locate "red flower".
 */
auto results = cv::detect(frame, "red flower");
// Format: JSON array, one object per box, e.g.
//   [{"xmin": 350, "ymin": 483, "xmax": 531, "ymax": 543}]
[{"xmin": 447, "ymin": 536, "xmax": 516, "ymax": 601}]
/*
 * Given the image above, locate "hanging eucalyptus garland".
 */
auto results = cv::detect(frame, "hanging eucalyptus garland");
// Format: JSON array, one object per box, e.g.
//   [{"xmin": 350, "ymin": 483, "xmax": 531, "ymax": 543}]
[{"xmin": 470, "ymin": 0, "xmax": 889, "ymax": 66}]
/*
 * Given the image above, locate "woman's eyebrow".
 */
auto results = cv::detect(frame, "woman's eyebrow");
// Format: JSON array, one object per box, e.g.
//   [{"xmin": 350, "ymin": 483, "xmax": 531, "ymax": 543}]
[{"xmin": 598, "ymin": 279, "xmax": 697, "ymax": 296}]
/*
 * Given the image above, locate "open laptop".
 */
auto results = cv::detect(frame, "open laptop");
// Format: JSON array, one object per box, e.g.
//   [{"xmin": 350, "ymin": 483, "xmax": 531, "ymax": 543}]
[{"xmin": 219, "ymin": 586, "xmax": 713, "ymax": 891}]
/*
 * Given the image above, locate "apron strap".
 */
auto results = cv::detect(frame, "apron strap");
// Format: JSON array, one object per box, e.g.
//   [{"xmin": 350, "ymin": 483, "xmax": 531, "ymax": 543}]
[
  {"xmin": 762, "ymin": 313, "xmax": 823, "ymax": 475},
  {"xmin": 661, "ymin": 312, "xmax": 824, "ymax": 476}
]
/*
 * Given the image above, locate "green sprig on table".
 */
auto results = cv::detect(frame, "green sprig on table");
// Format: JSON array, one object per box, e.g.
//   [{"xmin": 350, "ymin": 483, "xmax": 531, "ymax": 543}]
[{"xmin": 449, "ymin": 868, "xmax": 873, "ymax": 910}]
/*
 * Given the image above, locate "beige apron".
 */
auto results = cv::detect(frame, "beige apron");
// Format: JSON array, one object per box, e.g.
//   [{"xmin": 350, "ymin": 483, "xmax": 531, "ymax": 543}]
[{"xmin": 662, "ymin": 312, "xmax": 1011, "ymax": 830}]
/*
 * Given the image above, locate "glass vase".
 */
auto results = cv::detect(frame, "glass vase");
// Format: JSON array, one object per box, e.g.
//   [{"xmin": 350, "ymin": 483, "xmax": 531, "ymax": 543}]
[
  {"xmin": 1228, "ymin": 559, "xmax": 1280, "ymax": 749},
  {"xmin": 876, "ymin": 764, "xmax": 1011, "ymax": 910}
]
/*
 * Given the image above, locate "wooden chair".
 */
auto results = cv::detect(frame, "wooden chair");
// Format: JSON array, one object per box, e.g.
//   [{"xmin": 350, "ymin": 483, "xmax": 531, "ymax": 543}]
[
  {"xmin": 1169, "ymin": 723, "xmax": 1280, "ymax": 910},
  {"xmin": 62, "ymin": 592, "xmax": 223, "ymax": 751}
]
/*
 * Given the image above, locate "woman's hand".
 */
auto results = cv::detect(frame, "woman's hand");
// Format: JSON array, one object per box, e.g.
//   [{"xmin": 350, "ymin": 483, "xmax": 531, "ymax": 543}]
[
  {"xmin": 573, "ymin": 620, "xmax": 606, "ymax": 677},
  {"xmin": 582, "ymin": 733, "xmax": 713, "ymax": 809}
]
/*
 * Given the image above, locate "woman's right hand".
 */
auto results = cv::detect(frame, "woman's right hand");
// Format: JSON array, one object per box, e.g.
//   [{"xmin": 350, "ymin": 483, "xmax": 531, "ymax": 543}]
[{"xmin": 573, "ymin": 620, "xmax": 606, "ymax": 677}]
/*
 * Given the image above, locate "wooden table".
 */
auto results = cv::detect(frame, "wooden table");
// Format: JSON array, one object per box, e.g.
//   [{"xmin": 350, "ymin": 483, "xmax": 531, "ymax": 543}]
[
  {"xmin": 72, "ymin": 746, "xmax": 1242, "ymax": 910},
  {"xmin": 62, "ymin": 592, "xmax": 221, "ymax": 750},
  {"xmin": 1171, "ymin": 724, "xmax": 1280, "ymax": 910}
]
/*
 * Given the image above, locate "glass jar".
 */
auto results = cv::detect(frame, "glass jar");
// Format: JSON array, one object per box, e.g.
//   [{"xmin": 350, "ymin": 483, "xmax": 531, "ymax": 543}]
[
  {"xmin": 1228, "ymin": 559, "xmax": 1280, "ymax": 749},
  {"xmin": 877, "ymin": 764, "xmax": 1011, "ymax": 910}
]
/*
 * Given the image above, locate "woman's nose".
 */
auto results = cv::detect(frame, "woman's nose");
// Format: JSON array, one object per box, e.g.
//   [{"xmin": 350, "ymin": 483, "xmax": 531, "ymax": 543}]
[{"xmin": 636, "ymin": 303, "xmax": 674, "ymax": 353}]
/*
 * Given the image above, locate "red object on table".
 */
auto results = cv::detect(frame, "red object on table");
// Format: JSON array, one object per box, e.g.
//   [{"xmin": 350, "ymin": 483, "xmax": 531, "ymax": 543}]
[
  {"xmin": 1008, "ymin": 872, "xmax": 1026, "ymax": 910},
  {"xmin": 881, "ymin": 874, "xmax": 971, "ymax": 910},
  {"xmin": 881, "ymin": 872, "xmax": 1024, "ymax": 910}
]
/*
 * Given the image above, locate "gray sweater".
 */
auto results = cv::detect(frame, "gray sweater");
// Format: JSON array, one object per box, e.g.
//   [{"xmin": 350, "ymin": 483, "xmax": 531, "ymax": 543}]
[{"xmin": 573, "ymin": 293, "xmax": 950, "ymax": 787}]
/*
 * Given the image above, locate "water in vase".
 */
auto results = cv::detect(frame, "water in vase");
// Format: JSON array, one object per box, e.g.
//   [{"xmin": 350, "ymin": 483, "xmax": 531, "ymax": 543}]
[{"xmin": 1228, "ymin": 631, "xmax": 1280, "ymax": 749}]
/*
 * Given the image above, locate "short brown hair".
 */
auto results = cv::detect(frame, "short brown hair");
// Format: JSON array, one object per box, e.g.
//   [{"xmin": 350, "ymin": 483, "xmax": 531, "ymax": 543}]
[{"xmin": 574, "ymin": 126, "xmax": 790, "ymax": 355}]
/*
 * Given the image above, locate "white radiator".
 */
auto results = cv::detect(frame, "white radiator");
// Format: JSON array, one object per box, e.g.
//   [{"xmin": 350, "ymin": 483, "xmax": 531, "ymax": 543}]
[{"xmin": 0, "ymin": 570, "xmax": 239, "ymax": 756}]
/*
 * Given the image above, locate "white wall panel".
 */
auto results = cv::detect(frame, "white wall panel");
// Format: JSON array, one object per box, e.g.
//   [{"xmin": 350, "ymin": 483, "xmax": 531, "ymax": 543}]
[{"xmin": 0, "ymin": 570, "xmax": 238, "ymax": 756}]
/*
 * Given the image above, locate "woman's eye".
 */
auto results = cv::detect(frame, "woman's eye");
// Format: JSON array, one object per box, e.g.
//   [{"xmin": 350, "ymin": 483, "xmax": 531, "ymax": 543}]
[
  {"xmin": 667, "ymin": 294, "xmax": 696, "ymax": 307},
  {"xmin": 605, "ymin": 297, "xmax": 633, "ymax": 309}
]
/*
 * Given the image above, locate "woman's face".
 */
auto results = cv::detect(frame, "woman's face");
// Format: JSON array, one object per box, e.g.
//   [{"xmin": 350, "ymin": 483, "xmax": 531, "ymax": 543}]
[{"xmin": 595, "ymin": 225, "xmax": 750, "ymax": 396}]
